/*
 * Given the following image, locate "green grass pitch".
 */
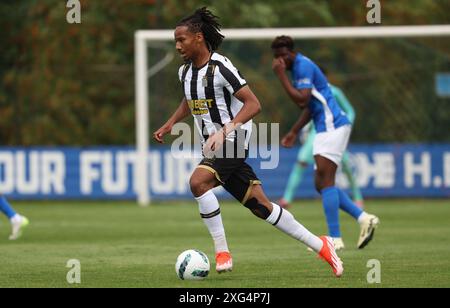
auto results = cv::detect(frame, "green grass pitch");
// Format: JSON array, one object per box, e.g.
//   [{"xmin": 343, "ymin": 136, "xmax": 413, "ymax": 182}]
[{"xmin": 0, "ymin": 199, "xmax": 449, "ymax": 288}]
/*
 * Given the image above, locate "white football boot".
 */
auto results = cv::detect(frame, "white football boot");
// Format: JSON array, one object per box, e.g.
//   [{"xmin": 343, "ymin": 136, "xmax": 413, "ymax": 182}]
[
  {"xmin": 357, "ymin": 214, "xmax": 380, "ymax": 249},
  {"xmin": 332, "ymin": 237, "xmax": 345, "ymax": 251},
  {"xmin": 9, "ymin": 215, "xmax": 30, "ymax": 240}
]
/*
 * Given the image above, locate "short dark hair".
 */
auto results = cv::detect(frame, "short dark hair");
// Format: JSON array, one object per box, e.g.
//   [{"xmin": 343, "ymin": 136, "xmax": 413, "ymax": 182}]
[
  {"xmin": 177, "ymin": 7, "xmax": 224, "ymax": 51},
  {"xmin": 271, "ymin": 35, "xmax": 294, "ymax": 51}
]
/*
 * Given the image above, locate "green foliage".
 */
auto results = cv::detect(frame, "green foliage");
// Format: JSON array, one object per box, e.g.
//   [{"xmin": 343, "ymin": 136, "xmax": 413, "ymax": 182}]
[{"xmin": 0, "ymin": 0, "xmax": 449, "ymax": 145}]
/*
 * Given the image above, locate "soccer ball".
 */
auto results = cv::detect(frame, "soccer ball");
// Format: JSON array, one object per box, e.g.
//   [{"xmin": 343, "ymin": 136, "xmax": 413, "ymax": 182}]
[{"xmin": 175, "ymin": 249, "xmax": 210, "ymax": 280}]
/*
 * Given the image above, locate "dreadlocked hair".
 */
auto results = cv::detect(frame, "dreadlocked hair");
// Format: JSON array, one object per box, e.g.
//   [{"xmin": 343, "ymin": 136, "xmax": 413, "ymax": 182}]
[{"xmin": 177, "ymin": 7, "xmax": 225, "ymax": 51}]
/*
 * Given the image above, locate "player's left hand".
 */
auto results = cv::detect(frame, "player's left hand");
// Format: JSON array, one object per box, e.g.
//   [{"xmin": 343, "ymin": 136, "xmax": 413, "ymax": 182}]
[
  {"xmin": 204, "ymin": 130, "xmax": 225, "ymax": 157},
  {"xmin": 272, "ymin": 57, "xmax": 286, "ymax": 76}
]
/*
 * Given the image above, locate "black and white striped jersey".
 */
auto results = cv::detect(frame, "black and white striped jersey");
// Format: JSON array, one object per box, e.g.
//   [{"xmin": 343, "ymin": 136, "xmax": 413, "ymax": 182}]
[{"xmin": 178, "ymin": 52, "xmax": 253, "ymax": 147}]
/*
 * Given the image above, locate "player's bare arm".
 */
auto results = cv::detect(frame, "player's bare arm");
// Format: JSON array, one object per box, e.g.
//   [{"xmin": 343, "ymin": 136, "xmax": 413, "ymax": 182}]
[
  {"xmin": 272, "ymin": 57, "xmax": 312, "ymax": 108},
  {"xmin": 204, "ymin": 85, "xmax": 261, "ymax": 152},
  {"xmin": 281, "ymin": 108, "xmax": 312, "ymax": 148},
  {"xmin": 153, "ymin": 97, "xmax": 190, "ymax": 143},
  {"xmin": 226, "ymin": 85, "xmax": 261, "ymax": 133}
]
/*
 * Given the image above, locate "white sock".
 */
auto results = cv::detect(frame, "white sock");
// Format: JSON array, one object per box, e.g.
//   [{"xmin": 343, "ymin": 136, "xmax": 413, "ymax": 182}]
[
  {"xmin": 195, "ymin": 190, "xmax": 229, "ymax": 253},
  {"xmin": 10, "ymin": 214, "xmax": 22, "ymax": 224},
  {"xmin": 357, "ymin": 212, "xmax": 369, "ymax": 224},
  {"xmin": 266, "ymin": 203, "xmax": 323, "ymax": 253}
]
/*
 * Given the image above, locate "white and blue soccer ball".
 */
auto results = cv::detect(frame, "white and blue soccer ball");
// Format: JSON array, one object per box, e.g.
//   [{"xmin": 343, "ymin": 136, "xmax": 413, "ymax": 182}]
[{"xmin": 175, "ymin": 249, "xmax": 210, "ymax": 280}]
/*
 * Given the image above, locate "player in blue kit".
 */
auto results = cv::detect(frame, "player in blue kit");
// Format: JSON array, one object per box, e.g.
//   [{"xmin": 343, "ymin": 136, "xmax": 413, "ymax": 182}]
[
  {"xmin": 271, "ymin": 36, "xmax": 379, "ymax": 249},
  {"xmin": 0, "ymin": 195, "xmax": 29, "ymax": 240},
  {"xmin": 278, "ymin": 67, "xmax": 365, "ymax": 216}
]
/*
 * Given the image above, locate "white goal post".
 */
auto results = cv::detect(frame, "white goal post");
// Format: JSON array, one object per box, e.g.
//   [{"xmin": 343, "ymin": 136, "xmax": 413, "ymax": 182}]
[{"xmin": 134, "ymin": 25, "xmax": 450, "ymax": 206}]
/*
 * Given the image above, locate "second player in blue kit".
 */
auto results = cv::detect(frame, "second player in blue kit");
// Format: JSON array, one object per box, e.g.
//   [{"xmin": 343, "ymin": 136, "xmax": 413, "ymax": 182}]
[{"xmin": 271, "ymin": 36, "xmax": 379, "ymax": 250}]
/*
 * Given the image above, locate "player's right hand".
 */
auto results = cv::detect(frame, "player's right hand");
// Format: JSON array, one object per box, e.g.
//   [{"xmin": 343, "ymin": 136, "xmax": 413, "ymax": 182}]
[
  {"xmin": 153, "ymin": 125, "xmax": 172, "ymax": 143},
  {"xmin": 281, "ymin": 131, "xmax": 297, "ymax": 148},
  {"xmin": 272, "ymin": 57, "xmax": 286, "ymax": 76}
]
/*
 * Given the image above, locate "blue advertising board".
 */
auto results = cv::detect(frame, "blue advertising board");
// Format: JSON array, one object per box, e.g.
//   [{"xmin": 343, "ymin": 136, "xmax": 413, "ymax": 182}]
[{"xmin": 0, "ymin": 144, "xmax": 449, "ymax": 200}]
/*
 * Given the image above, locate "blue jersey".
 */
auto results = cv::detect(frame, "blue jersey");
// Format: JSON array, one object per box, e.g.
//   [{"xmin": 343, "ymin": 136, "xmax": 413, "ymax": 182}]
[{"xmin": 292, "ymin": 53, "xmax": 350, "ymax": 133}]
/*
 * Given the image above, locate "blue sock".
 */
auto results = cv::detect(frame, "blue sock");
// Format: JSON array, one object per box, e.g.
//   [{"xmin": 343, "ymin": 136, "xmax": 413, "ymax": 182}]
[
  {"xmin": 0, "ymin": 196, "xmax": 17, "ymax": 219},
  {"xmin": 321, "ymin": 187, "xmax": 341, "ymax": 238},
  {"xmin": 337, "ymin": 188, "xmax": 363, "ymax": 219}
]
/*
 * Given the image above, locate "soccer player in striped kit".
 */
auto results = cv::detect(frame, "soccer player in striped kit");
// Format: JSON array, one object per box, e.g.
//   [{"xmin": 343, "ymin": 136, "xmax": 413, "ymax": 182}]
[
  {"xmin": 271, "ymin": 35, "xmax": 379, "ymax": 250},
  {"xmin": 154, "ymin": 7, "xmax": 343, "ymax": 277}
]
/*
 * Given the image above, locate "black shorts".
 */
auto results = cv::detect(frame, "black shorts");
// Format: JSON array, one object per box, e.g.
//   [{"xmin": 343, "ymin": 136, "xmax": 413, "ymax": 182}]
[{"xmin": 197, "ymin": 155, "xmax": 261, "ymax": 204}]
